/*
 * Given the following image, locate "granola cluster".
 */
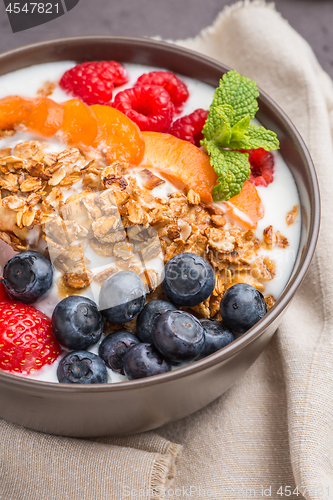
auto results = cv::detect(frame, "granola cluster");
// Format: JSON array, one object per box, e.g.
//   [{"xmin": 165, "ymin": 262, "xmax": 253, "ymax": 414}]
[
  {"xmin": 0, "ymin": 141, "xmax": 90, "ymax": 249},
  {"xmin": 0, "ymin": 140, "xmax": 294, "ymax": 321}
]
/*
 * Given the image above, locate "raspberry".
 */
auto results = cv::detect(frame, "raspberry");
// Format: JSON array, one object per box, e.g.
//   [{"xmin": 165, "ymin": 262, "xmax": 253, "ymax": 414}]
[
  {"xmin": 113, "ymin": 85, "xmax": 174, "ymax": 132},
  {"xmin": 169, "ymin": 109, "xmax": 208, "ymax": 147},
  {"xmin": 135, "ymin": 71, "xmax": 189, "ymax": 113},
  {"xmin": 245, "ymin": 148, "xmax": 275, "ymax": 187},
  {"xmin": 0, "ymin": 302, "xmax": 61, "ymax": 374},
  {"xmin": 59, "ymin": 61, "xmax": 129, "ymax": 105}
]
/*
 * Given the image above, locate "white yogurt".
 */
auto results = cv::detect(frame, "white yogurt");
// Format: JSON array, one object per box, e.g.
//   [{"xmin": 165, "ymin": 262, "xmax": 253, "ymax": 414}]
[
  {"xmin": 0, "ymin": 61, "xmax": 301, "ymax": 383},
  {"xmin": 255, "ymin": 151, "xmax": 301, "ymax": 297},
  {"xmin": 0, "ymin": 61, "xmax": 74, "ymax": 101}
]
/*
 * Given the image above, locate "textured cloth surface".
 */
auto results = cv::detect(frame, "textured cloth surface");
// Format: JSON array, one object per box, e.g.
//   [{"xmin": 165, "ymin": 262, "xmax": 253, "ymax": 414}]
[{"xmin": 1, "ymin": 2, "xmax": 333, "ymax": 499}]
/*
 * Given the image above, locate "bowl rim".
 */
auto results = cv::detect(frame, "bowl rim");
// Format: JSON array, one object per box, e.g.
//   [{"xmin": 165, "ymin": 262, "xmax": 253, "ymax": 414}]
[{"xmin": 0, "ymin": 35, "xmax": 321, "ymax": 392}]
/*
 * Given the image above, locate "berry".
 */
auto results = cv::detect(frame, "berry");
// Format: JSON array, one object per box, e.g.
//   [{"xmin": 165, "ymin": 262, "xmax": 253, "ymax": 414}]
[
  {"xmin": 59, "ymin": 61, "xmax": 129, "ymax": 105},
  {"xmin": 99, "ymin": 271, "xmax": 146, "ymax": 323},
  {"xmin": 2, "ymin": 251, "xmax": 53, "ymax": 304},
  {"xmin": 169, "ymin": 109, "xmax": 208, "ymax": 147},
  {"xmin": 246, "ymin": 148, "xmax": 275, "ymax": 187},
  {"xmin": 136, "ymin": 300, "xmax": 177, "ymax": 343},
  {"xmin": 112, "ymin": 85, "xmax": 174, "ymax": 132},
  {"xmin": 135, "ymin": 71, "xmax": 189, "ymax": 113},
  {"xmin": 152, "ymin": 310, "xmax": 205, "ymax": 364},
  {"xmin": 0, "ymin": 302, "xmax": 61, "ymax": 374},
  {"xmin": 99, "ymin": 331, "xmax": 139, "ymax": 374},
  {"xmin": 57, "ymin": 351, "xmax": 107, "ymax": 384},
  {"xmin": 52, "ymin": 296, "xmax": 104, "ymax": 350},
  {"xmin": 123, "ymin": 343, "xmax": 171, "ymax": 380},
  {"xmin": 220, "ymin": 283, "xmax": 267, "ymax": 334},
  {"xmin": 162, "ymin": 253, "xmax": 215, "ymax": 307},
  {"xmin": 0, "ymin": 283, "xmax": 12, "ymax": 303},
  {"xmin": 197, "ymin": 319, "xmax": 235, "ymax": 359}
]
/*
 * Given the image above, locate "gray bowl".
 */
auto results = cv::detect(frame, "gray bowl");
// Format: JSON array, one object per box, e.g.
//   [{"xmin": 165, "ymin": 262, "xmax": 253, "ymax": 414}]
[{"xmin": 0, "ymin": 36, "xmax": 320, "ymax": 437}]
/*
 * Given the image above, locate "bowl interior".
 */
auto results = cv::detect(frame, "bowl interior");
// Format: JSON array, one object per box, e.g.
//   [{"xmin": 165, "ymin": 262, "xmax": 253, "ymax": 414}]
[{"xmin": 0, "ymin": 36, "xmax": 320, "ymax": 391}]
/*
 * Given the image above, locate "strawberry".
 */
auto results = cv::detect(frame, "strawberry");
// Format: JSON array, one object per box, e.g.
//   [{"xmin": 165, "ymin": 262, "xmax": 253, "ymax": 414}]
[
  {"xmin": 0, "ymin": 282, "xmax": 12, "ymax": 303},
  {"xmin": 0, "ymin": 302, "xmax": 61, "ymax": 374}
]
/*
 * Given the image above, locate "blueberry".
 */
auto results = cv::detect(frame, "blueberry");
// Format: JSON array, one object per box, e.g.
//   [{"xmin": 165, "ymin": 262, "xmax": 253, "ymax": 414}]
[
  {"xmin": 136, "ymin": 300, "xmax": 177, "ymax": 343},
  {"xmin": 99, "ymin": 331, "xmax": 140, "ymax": 374},
  {"xmin": 162, "ymin": 253, "xmax": 215, "ymax": 307},
  {"xmin": 2, "ymin": 250, "xmax": 53, "ymax": 304},
  {"xmin": 123, "ymin": 343, "xmax": 171, "ymax": 380},
  {"xmin": 152, "ymin": 310, "xmax": 205, "ymax": 364},
  {"xmin": 99, "ymin": 271, "xmax": 146, "ymax": 323},
  {"xmin": 57, "ymin": 351, "xmax": 107, "ymax": 384},
  {"xmin": 220, "ymin": 283, "xmax": 267, "ymax": 334},
  {"xmin": 197, "ymin": 319, "xmax": 235, "ymax": 359},
  {"xmin": 52, "ymin": 296, "xmax": 104, "ymax": 350}
]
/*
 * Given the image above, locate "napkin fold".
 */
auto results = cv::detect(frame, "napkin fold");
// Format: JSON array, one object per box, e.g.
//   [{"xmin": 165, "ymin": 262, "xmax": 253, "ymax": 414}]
[{"xmin": 1, "ymin": 2, "xmax": 333, "ymax": 499}]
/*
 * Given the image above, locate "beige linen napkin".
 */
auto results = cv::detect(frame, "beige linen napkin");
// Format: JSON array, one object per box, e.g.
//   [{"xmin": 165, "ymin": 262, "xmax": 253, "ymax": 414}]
[{"xmin": 1, "ymin": 2, "xmax": 333, "ymax": 499}]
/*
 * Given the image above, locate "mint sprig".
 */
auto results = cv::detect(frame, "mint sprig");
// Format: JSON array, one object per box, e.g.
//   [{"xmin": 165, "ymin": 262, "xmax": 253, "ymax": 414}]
[
  {"xmin": 206, "ymin": 142, "xmax": 250, "ymax": 201},
  {"xmin": 202, "ymin": 70, "xmax": 280, "ymax": 201}
]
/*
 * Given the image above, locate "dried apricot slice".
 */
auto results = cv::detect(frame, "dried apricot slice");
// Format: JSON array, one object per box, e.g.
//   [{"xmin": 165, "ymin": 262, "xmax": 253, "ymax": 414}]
[
  {"xmin": 226, "ymin": 180, "xmax": 264, "ymax": 229},
  {"xmin": 0, "ymin": 96, "xmax": 32, "ymax": 130},
  {"xmin": 60, "ymin": 99, "xmax": 98, "ymax": 146},
  {"xmin": 23, "ymin": 97, "xmax": 64, "ymax": 137},
  {"xmin": 141, "ymin": 131, "xmax": 217, "ymax": 204},
  {"xmin": 91, "ymin": 105, "xmax": 144, "ymax": 166}
]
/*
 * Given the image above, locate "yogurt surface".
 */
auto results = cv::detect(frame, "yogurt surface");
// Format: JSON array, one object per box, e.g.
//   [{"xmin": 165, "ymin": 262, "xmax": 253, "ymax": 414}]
[{"xmin": 0, "ymin": 61, "xmax": 301, "ymax": 383}]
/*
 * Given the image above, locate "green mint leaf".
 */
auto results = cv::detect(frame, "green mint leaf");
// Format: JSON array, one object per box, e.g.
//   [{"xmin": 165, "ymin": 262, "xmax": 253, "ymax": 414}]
[
  {"xmin": 211, "ymin": 70, "xmax": 259, "ymax": 126},
  {"xmin": 204, "ymin": 140, "xmax": 250, "ymax": 201},
  {"xmin": 202, "ymin": 70, "xmax": 280, "ymax": 201},
  {"xmin": 229, "ymin": 123, "xmax": 280, "ymax": 151},
  {"xmin": 229, "ymin": 116, "xmax": 251, "ymax": 144},
  {"xmin": 202, "ymin": 104, "xmax": 233, "ymax": 147}
]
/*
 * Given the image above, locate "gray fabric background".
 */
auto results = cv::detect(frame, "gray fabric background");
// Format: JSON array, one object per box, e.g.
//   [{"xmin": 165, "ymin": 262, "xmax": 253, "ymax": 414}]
[{"xmin": 0, "ymin": 0, "xmax": 332, "ymax": 78}]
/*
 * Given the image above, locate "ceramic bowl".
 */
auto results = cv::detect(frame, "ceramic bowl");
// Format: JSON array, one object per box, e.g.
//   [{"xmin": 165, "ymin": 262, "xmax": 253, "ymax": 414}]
[{"xmin": 0, "ymin": 36, "xmax": 320, "ymax": 437}]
